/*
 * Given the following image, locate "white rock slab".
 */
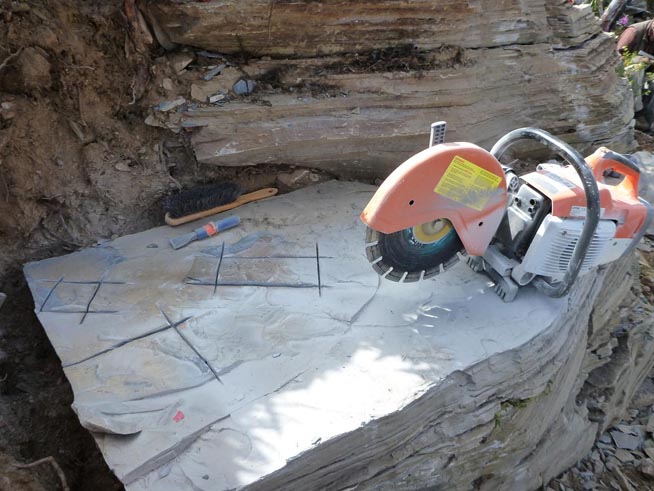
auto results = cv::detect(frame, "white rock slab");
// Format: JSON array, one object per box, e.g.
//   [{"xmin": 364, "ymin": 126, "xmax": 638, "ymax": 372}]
[{"xmin": 24, "ymin": 181, "xmax": 563, "ymax": 490}]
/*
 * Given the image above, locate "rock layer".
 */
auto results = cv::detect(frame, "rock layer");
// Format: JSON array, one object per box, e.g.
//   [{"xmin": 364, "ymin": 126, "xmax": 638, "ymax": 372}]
[
  {"xmin": 23, "ymin": 182, "xmax": 650, "ymax": 490},
  {"xmin": 145, "ymin": 0, "xmax": 634, "ymax": 177}
]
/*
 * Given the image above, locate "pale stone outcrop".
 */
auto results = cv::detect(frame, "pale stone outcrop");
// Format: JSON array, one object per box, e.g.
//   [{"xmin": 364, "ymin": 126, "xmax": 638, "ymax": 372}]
[{"xmin": 144, "ymin": 0, "xmax": 634, "ymax": 177}]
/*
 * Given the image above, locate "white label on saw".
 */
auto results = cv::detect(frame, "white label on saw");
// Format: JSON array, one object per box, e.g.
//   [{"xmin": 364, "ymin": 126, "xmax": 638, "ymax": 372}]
[{"xmin": 570, "ymin": 206, "xmax": 605, "ymax": 218}]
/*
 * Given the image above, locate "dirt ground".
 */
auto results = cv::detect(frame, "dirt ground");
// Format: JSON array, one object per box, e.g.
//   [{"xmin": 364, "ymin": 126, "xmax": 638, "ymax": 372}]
[{"xmin": 0, "ymin": 1, "xmax": 653, "ymax": 490}]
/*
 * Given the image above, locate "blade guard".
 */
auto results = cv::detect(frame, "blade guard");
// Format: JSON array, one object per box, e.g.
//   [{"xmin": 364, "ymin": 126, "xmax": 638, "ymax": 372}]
[{"xmin": 361, "ymin": 143, "xmax": 508, "ymax": 256}]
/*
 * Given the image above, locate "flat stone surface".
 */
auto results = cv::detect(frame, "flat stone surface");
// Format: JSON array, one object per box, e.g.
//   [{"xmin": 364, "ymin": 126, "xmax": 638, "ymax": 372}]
[
  {"xmin": 24, "ymin": 181, "xmax": 565, "ymax": 490},
  {"xmin": 611, "ymin": 430, "xmax": 642, "ymax": 451}
]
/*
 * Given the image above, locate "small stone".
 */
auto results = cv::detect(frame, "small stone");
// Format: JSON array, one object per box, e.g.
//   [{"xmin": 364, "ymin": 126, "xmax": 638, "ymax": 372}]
[
  {"xmin": 15, "ymin": 47, "xmax": 51, "ymax": 93},
  {"xmin": 278, "ymin": 169, "xmax": 312, "ymax": 188},
  {"xmin": 641, "ymin": 458, "xmax": 654, "ymax": 477},
  {"xmin": 645, "ymin": 447, "xmax": 654, "ymax": 460},
  {"xmin": 34, "ymin": 26, "xmax": 59, "ymax": 52},
  {"xmin": 579, "ymin": 470, "xmax": 594, "ymax": 481},
  {"xmin": 146, "ymin": 243, "xmax": 158, "ymax": 249},
  {"xmin": 0, "ymin": 292, "xmax": 6, "ymax": 311},
  {"xmin": 615, "ymin": 448, "xmax": 635, "ymax": 463},
  {"xmin": 599, "ymin": 433, "xmax": 612, "ymax": 444},
  {"xmin": 632, "ymin": 378, "xmax": 654, "ymax": 408},
  {"xmin": 202, "ymin": 475, "xmax": 209, "ymax": 480},
  {"xmin": 170, "ymin": 52, "xmax": 194, "ymax": 73},
  {"xmin": 203, "ymin": 63, "xmax": 226, "ymax": 81},
  {"xmin": 628, "ymin": 409, "xmax": 640, "ymax": 420},
  {"xmin": 597, "ymin": 442, "xmax": 614, "ymax": 453},
  {"xmin": 209, "ymin": 93, "xmax": 226, "ymax": 104},
  {"xmin": 0, "ymin": 102, "xmax": 16, "ymax": 120},
  {"xmin": 190, "ymin": 84, "xmax": 206, "ymax": 102},
  {"xmin": 272, "ymin": 352, "xmax": 281, "ymax": 358},
  {"xmin": 162, "ymin": 78, "xmax": 174, "ymax": 91},
  {"xmin": 114, "ymin": 162, "xmax": 131, "ymax": 172},
  {"xmin": 155, "ymin": 98, "xmax": 186, "ymax": 112},
  {"xmin": 647, "ymin": 414, "xmax": 654, "ymax": 433},
  {"xmin": 197, "ymin": 50, "xmax": 223, "ymax": 59},
  {"xmin": 611, "ymin": 430, "xmax": 642, "ymax": 450},
  {"xmin": 595, "ymin": 345, "xmax": 613, "ymax": 358},
  {"xmin": 144, "ymin": 114, "xmax": 166, "ymax": 128},
  {"xmin": 11, "ymin": 2, "xmax": 30, "ymax": 13},
  {"xmin": 617, "ymin": 425, "xmax": 639, "ymax": 436},
  {"xmin": 232, "ymin": 79, "xmax": 257, "ymax": 95},
  {"xmin": 593, "ymin": 460, "xmax": 605, "ymax": 474},
  {"xmin": 68, "ymin": 120, "xmax": 89, "ymax": 143}
]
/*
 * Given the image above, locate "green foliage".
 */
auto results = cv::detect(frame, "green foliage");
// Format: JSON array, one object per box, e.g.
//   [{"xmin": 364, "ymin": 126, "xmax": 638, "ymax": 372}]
[
  {"xmin": 616, "ymin": 49, "xmax": 649, "ymax": 80},
  {"xmin": 589, "ymin": 0, "xmax": 605, "ymax": 17}
]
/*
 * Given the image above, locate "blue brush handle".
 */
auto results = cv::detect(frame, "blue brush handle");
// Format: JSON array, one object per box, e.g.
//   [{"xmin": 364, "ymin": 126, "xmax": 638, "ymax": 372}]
[{"xmin": 214, "ymin": 215, "xmax": 240, "ymax": 232}]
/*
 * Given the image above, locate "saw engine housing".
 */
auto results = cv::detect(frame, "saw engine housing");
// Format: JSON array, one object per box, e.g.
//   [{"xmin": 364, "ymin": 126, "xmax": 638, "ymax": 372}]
[{"xmin": 361, "ymin": 124, "xmax": 653, "ymax": 301}]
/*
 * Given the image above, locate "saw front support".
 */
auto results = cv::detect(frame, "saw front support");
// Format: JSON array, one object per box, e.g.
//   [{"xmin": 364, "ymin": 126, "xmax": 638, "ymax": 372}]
[{"xmin": 361, "ymin": 123, "xmax": 654, "ymax": 302}]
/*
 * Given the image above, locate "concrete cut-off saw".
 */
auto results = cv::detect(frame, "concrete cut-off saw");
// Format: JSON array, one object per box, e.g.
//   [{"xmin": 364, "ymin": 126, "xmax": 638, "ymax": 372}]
[{"xmin": 361, "ymin": 123, "xmax": 653, "ymax": 302}]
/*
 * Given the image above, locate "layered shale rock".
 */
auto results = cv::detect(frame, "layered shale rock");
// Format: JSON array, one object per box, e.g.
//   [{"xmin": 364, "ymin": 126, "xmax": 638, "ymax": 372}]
[
  {"xmin": 144, "ymin": 0, "xmax": 634, "ymax": 176},
  {"xmin": 23, "ymin": 182, "xmax": 653, "ymax": 490}
]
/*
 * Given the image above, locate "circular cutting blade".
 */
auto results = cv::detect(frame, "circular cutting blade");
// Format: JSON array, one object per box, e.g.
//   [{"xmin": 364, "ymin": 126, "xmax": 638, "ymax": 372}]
[{"xmin": 365, "ymin": 219, "xmax": 464, "ymax": 282}]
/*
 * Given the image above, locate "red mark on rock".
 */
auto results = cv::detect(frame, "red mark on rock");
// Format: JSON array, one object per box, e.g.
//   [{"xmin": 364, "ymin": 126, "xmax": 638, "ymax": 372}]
[{"xmin": 173, "ymin": 410, "xmax": 185, "ymax": 422}]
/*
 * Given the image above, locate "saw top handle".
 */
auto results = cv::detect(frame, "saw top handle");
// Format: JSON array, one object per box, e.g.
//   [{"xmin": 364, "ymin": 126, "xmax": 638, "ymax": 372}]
[{"xmin": 490, "ymin": 127, "xmax": 601, "ymax": 299}]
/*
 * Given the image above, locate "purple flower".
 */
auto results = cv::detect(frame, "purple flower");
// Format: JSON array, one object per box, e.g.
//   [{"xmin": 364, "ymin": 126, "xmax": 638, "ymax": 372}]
[{"xmin": 618, "ymin": 15, "xmax": 630, "ymax": 26}]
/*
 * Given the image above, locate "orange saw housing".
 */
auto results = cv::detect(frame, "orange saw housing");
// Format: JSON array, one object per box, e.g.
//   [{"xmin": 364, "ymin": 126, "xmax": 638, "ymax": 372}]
[
  {"xmin": 522, "ymin": 147, "xmax": 648, "ymax": 239},
  {"xmin": 361, "ymin": 142, "xmax": 507, "ymax": 256}
]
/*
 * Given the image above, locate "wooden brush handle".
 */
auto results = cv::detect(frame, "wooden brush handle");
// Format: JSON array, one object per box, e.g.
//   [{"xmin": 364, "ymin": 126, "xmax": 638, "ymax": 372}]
[{"xmin": 165, "ymin": 188, "xmax": 279, "ymax": 226}]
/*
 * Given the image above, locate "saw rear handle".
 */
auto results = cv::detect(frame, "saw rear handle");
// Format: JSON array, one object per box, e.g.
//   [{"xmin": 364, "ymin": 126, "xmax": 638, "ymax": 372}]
[{"xmin": 588, "ymin": 150, "xmax": 641, "ymax": 197}]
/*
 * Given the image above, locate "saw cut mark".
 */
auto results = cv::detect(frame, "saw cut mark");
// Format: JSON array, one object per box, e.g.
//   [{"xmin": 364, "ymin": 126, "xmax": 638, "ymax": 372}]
[
  {"xmin": 80, "ymin": 272, "xmax": 107, "ymax": 325},
  {"xmin": 185, "ymin": 244, "xmax": 325, "ymax": 295},
  {"xmin": 35, "ymin": 272, "xmax": 126, "ymax": 323},
  {"xmin": 434, "ymin": 155, "xmax": 502, "ymax": 211},
  {"xmin": 39, "ymin": 275, "xmax": 65, "ymax": 312},
  {"xmin": 213, "ymin": 242, "xmax": 225, "ymax": 295},
  {"xmin": 315, "ymin": 243, "xmax": 321, "ymax": 297}
]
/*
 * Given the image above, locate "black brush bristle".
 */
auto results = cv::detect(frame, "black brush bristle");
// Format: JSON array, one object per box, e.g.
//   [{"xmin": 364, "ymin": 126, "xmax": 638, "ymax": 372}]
[{"xmin": 164, "ymin": 182, "xmax": 244, "ymax": 218}]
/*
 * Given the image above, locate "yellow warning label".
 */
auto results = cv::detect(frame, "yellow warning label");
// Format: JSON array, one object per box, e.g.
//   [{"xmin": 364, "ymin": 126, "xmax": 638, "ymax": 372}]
[{"xmin": 434, "ymin": 155, "xmax": 502, "ymax": 211}]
